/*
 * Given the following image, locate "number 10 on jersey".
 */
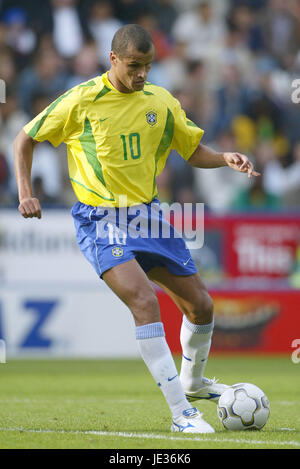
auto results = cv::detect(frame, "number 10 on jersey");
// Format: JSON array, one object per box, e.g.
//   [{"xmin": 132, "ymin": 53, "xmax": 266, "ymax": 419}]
[{"xmin": 120, "ymin": 133, "xmax": 141, "ymax": 160}]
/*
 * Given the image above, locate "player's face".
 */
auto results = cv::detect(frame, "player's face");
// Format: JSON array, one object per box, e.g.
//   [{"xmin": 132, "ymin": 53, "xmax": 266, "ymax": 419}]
[{"xmin": 110, "ymin": 45, "xmax": 155, "ymax": 93}]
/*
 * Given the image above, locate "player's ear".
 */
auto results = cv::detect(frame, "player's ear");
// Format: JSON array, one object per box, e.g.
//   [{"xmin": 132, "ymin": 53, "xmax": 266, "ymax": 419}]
[{"xmin": 110, "ymin": 51, "xmax": 118, "ymax": 66}]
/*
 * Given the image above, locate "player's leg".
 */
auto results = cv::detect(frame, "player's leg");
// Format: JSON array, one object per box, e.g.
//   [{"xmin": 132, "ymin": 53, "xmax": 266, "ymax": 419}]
[
  {"xmin": 147, "ymin": 266, "xmax": 229, "ymax": 402},
  {"xmin": 102, "ymin": 257, "xmax": 160, "ymax": 326},
  {"xmin": 102, "ymin": 259, "xmax": 214, "ymax": 432},
  {"xmin": 72, "ymin": 202, "xmax": 214, "ymax": 431}
]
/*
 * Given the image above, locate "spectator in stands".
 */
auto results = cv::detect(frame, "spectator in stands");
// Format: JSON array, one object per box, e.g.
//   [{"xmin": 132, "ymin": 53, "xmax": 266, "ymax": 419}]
[
  {"xmin": 261, "ymin": 0, "xmax": 300, "ymax": 69},
  {"xmin": 114, "ymin": 0, "xmax": 155, "ymax": 24},
  {"xmin": 155, "ymin": 0, "xmax": 178, "ymax": 36},
  {"xmin": 0, "ymin": 152, "xmax": 10, "ymax": 203},
  {"xmin": 18, "ymin": 43, "xmax": 69, "ymax": 113},
  {"xmin": 88, "ymin": 0, "xmax": 123, "ymax": 69},
  {"xmin": 263, "ymin": 141, "xmax": 300, "ymax": 209},
  {"xmin": 228, "ymin": 3, "xmax": 264, "ymax": 53},
  {"xmin": 174, "ymin": 87, "xmax": 199, "ymax": 129},
  {"xmin": 218, "ymin": 20, "xmax": 255, "ymax": 84},
  {"xmin": 231, "ymin": 170, "xmax": 281, "ymax": 212},
  {"xmin": 32, "ymin": 175, "xmax": 60, "ymax": 205},
  {"xmin": 212, "ymin": 61, "xmax": 250, "ymax": 138},
  {"xmin": 155, "ymin": 165, "xmax": 174, "ymax": 204},
  {"xmin": 193, "ymin": 130, "xmax": 250, "ymax": 213},
  {"xmin": 27, "ymin": 93, "xmax": 63, "ymax": 203},
  {"xmin": 0, "ymin": 0, "xmax": 299, "ymax": 212},
  {"xmin": 0, "ymin": 47, "xmax": 17, "ymax": 85},
  {"xmin": 245, "ymin": 64, "xmax": 284, "ymax": 142},
  {"xmin": 1, "ymin": 6, "xmax": 36, "ymax": 62},
  {"xmin": 0, "ymin": 86, "xmax": 29, "ymax": 198},
  {"xmin": 135, "ymin": 10, "xmax": 173, "ymax": 88},
  {"xmin": 171, "ymin": 160, "xmax": 199, "ymax": 205},
  {"xmin": 184, "ymin": 60, "xmax": 206, "ymax": 110},
  {"xmin": 171, "ymin": 0, "xmax": 226, "ymax": 63},
  {"xmin": 155, "ymin": 41, "xmax": 187, "ymax": 93},
  {"xmin": 51, "ymin": 0, "xmax": 84, "ymax": 59},
  {"xmin": 230, "ymin": 0, "xmax": 267, "ymax": 9},
  {"xmin": 66, "ymin": 40, "xmax": 104, "ymax": 88},
  {"xmin": 230, "ymin": 136, "xmax": 282, "ymax": 213},
  {"xmin": 136, "ymin": 10, "xmax": 173, "ymax": 61}
]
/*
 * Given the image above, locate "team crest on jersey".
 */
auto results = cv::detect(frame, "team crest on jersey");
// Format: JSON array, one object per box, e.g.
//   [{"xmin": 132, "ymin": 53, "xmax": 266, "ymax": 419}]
[
  {"xmin": 112, "ymin": 246, "xmax": 124, "ymax": 258},
  {"xmin": 146, "ymin": 110, "xmax": 157, "ymax": 126}
]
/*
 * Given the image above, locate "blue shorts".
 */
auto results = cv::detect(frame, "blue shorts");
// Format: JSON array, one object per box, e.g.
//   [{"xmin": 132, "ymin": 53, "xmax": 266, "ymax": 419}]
[{"xmin": 71, "ymin": 199, "xmax": 198, "ymax": 278}]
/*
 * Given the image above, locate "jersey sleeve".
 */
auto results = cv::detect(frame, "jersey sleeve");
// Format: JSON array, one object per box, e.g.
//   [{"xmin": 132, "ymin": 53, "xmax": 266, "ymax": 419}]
[
  {"xmin": 171, "ymin": 98, "xmax": 204, "ymax": 161},
  {"xmin": 23, "ymin": 88, "xmax": 78, "ymax": 147}
]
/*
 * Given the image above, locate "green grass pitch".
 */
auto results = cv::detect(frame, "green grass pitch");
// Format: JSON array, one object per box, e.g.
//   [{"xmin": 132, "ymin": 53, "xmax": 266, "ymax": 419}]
[{"xmin": 0, "ymin": 356, "xmax": 299, "ymax": 449}]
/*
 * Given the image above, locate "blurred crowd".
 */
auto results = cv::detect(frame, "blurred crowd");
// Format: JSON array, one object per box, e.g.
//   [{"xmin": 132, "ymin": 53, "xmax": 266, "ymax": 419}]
[{"xmin": 0, "ymin": 0, "xmax": 300, "ymax": 213}]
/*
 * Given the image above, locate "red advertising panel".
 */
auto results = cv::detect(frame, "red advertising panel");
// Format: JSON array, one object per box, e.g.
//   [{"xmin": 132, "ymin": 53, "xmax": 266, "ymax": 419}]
[
  {"xmin": 158, "ymin": 289, "xmax": 300, "ymax": 355},
  {"xmin": 161, "ymin": 214, "xmax": 300, "ymax": 355},
  {"xmin": 203, "ymin": 215, "xmax": 300, "ymax": 279}
]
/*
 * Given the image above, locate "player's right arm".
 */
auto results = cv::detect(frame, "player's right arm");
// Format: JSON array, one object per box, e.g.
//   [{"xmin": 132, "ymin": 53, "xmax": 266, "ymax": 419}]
[
  {"xmin": 14, "ymin": 85, "xmax": 80, "ymax": 219},
  {"xmin": 14, "ymin": 129, "xmax": 42, "ymax": 219}
]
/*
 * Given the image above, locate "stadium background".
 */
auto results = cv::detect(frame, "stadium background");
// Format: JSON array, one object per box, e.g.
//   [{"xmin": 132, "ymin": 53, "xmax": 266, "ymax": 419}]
[{"xmin": 0, "ymin": 0, "xmax": 299, "ymax": 359}]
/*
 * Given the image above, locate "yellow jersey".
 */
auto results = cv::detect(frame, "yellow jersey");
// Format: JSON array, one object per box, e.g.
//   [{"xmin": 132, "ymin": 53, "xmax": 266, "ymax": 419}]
[{"xmin": 23, "ymin": 72, "xmax": 204, "ymax": 207}]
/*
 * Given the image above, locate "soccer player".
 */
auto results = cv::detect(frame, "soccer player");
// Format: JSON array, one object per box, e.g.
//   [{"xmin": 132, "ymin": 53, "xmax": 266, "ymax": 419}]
[{"xmin": 14, "ymin": 24, "xmax": 260, "ymax": 433}]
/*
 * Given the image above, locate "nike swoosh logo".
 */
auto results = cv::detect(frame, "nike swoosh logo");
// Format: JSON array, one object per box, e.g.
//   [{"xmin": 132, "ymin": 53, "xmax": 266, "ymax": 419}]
[
  {"xmin": 183, "ymin": 257, "xmax": 191, "ymax": 266},
  {"xmin": 173, "ymin": 421, "xmax": 194, "ymax": 432},
  {"xmin": 99, "ymin": 118, "xmax": 109, "ymax": 123},
  {"xmin": 168, "ymin": 375, "xmax": 178, "ymax": 382},
  {"xmin": 182, "ymin": 354, "xmax": 192, "ymax": 362},
  {"xmin": 186, "ymin": 392, "xmax": 221, "ymax": 400}
]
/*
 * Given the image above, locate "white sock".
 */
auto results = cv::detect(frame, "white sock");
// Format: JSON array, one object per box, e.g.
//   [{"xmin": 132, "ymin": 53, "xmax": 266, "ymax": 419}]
[
  {"xmin": 180, "ymin": 315, "xmax": 214, "ymax": 393},
  {"xmin": 136, "ymin": 322, "xmax": 193, "ymax": 420}
]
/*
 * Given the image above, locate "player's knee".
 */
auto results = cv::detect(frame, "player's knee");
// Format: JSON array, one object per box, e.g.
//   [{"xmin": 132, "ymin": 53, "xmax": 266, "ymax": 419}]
[
  {"xmin": 186, "ymin": 290, "xmax": 214, "ymax": 325},
  {"xmin": 130, "ymin": 290, "xmax": 160, "ymax": 326}
]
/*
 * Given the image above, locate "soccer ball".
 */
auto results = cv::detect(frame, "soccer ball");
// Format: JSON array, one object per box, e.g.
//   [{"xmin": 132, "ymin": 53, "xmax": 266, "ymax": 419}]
[{"xmin": 217, "ymin": 383, "xmax": 270, "ymax": 431}]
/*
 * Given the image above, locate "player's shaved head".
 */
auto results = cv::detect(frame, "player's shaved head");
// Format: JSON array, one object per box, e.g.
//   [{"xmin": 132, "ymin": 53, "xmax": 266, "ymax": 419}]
[
  {"xmin": 111, "ymin": 24, "xmax": 154, "ymax": 58},
  {"xmin": 109, "ymin": 24, "xmax": 155, "ymax": 93}
]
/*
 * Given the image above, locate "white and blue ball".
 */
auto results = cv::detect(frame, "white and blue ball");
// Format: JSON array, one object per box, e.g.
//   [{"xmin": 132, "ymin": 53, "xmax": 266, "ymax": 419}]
[{"xmin": 217, "ymin": 383, "xmax": 270, "ymax": 431}]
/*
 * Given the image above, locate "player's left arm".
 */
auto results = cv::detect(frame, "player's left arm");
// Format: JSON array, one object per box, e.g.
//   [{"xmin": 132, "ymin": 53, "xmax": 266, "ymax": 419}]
[{"xmin": 188, "ymin": 143, "xmax": 261, "ymax": 178}]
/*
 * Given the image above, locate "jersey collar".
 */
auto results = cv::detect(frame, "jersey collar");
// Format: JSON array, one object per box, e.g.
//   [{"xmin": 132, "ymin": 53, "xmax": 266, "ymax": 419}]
[{"xmin": 102, "ymin": 71, "xmax": 140, "ymax": 96}]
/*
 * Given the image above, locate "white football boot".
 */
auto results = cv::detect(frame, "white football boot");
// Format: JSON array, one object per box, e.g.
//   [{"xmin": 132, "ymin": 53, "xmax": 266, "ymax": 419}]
[
  {"xmin": 171, "ymin": 407, "xmax": 215, "ymax": 433},
  {"xmin": 185, "ymin": 377, "xmax": 230, "ymax": 404}
]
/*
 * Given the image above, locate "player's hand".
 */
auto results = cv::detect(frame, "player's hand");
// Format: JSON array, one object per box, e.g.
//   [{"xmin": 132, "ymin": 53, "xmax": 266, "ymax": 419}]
[
  {"xmin": 224, "ymin": 152, "xmax": 261, "ymax": 178},
  {"xmin": 18, "ymin": 197, "xmax": 42, "ymax": 219}
]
